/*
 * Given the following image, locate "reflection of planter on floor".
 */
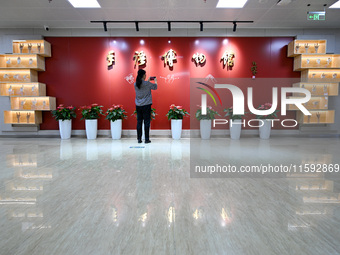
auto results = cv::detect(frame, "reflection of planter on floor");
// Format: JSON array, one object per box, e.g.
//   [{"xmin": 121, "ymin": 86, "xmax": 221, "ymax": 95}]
[
  {"xmin": 171, "ymin": 140, "xmax": 182, "ymax": 160},
  {"xmin": 86, "ymin": 140, "xmax": 98, "ymax": 160},
  {"xmin": 60, "ymin": 139, "xmax": 73, "ymax": 160}
]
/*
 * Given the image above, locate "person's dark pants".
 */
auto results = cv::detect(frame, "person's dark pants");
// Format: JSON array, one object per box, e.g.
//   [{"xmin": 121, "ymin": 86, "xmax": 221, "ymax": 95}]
[{"xmin": 136, "ymin": 104, "xmax": 151, "ymax": 141}]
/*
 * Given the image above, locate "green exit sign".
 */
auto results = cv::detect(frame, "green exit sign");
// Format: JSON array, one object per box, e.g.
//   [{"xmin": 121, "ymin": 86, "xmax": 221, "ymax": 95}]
[{"xmin": 307, "ymin": 11, "xmax": 326, "ymax": 20}]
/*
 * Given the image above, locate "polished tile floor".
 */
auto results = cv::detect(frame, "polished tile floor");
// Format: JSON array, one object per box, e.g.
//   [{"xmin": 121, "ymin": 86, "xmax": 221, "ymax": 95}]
[{"xmin": 0, "ymin": 137, "xmax": 340, "ymax": 255}]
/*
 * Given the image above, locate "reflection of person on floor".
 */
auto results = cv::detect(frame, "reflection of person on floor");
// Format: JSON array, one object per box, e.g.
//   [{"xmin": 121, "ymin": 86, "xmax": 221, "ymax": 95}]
[{"xmin": 134, "ymin": 69, "xmax": 157, "ymax": 144}]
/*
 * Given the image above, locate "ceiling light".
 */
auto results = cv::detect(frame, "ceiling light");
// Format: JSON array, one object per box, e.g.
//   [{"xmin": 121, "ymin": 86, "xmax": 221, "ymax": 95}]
[
  {"xmin": 276, "ymin": 0, "xmax": 292, "ymax": 6},
  {"xmin": 216, "ymin": 0, "xmax": 248, "ymax": 8},
  {"xmin": 329, "ymin": 0, "xmax": 340, "ymax": 8},
  {"xmin": 68, "ymin": 0, "xmax": 101, "ymax": 8}
]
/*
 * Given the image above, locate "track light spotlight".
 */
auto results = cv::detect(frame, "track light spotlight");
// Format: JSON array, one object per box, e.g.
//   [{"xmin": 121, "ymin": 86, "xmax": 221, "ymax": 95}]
[
  {"xmin": 233, "ymin": 21, "xmax": 237, "ymax": 32},
  {"xmin": 200, "ymin": 22, "xmax": 203, "ymax": 31},
  {"xmin": 90, "ymin": 20, "xmax": 254, "ymax": 32}
]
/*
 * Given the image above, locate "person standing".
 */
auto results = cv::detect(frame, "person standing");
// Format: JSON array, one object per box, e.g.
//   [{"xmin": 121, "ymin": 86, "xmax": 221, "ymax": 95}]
[{"xmin": 134, "ymin": 69, "xmax": 158, "ymax": 144}]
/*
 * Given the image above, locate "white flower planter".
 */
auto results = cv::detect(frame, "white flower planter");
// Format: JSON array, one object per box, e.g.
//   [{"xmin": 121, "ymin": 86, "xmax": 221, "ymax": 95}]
[
  {"xmin": 110, "ymin": 119, "xmax": 122, "ymax": 140},
  {"xmin": 259, "ymin": 119, "xmax": 272, "ymax": 139},
  {"xmin": 171, "ymin": 119, "xmax": 182, "ymax": 140},
  {"xmin": 200, "ymin": 119, "xmax": 212, "ymax": 140},
  {"xmin": 229, "ymin": 119, "xmax": 242, "ymax": 140},
  {"xmin": 85, "ymin": 119, "xmax": 98, "ymax": 140},
  {"xmin": 59, "ymin": 119, "xmax": 72, "ymax": 140}
]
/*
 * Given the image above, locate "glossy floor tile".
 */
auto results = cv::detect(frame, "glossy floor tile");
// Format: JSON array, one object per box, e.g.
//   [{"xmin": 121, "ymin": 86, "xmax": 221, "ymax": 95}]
[{"xmin": 0, "ymin": 137, "xmax": 339, "ymax": 255}]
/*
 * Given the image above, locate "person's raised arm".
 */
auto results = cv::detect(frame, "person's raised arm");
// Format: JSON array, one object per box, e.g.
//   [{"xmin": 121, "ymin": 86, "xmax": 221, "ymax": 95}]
[{"xmin": 148, "ymin": 77, "xmax": 158, "ymax": 90}]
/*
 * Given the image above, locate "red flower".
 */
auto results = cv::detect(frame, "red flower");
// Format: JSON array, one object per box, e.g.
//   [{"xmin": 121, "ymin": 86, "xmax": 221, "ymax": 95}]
[
  {"xmin": 92, "ymin": 103, "xmax": 98, "ymax": 106},
  {"xmin": 177, "ymin": 106, "xmax": 182, "ymax": 109}
]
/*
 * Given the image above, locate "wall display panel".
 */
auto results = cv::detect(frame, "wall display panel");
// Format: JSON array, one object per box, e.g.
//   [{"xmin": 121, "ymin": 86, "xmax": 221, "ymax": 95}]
[
  {"xmin": 294, "ymin": 54, "xmax": 340, "ymax": 71},
  {"xmin": 288, "ymin": 39, "xmax": 339, "ymax": 125},
  {"xmin": 301, "ymin": 69, "xmax": 340, "ymax": 83},
  {"xmin": 287, "ymin": 40, "xmax": 327, "ymax": 57},
  {"xmin": 287, "ymin": 96, "xmax": 329, "ymax": 110},
  {"xmin": 297, "ymin": 110, "xmax": 334, "ymax": 124},
  {"xmin": 0, "ymin": 69, "xmax": 38, "ymax": 83},
  {"xmin": 0, "ymin": 83, "xmax": 46, "ymax": 97},
  {"xmin": 0, "ymin": 39, "xmax": 52, "ymax": 128},
  {"xmin": 0, "ymin": 54, "xmax": 45, "ymax": 71},
  {"xmin": 292, "ymin": 83, "xmax": 338, "ymax": 96},
  {"xmin": 12, "ymin": 40, "xmax": 51, "ymax": 57},
  {"xmin": 10, "ymin": 96, "xmax": 56, "ymax": 111},
  {"xmin": 38, "ymin": 37, "xmax": 298, "ymax": 131},
  {"xmin": 4, "ymin": 111, "xmax": 42, "ymax": 125}
]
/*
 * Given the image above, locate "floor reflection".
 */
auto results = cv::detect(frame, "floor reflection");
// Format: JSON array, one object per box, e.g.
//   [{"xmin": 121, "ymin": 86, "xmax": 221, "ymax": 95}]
[{"xmin": 0, "ymin": 137, "xmax": 339, "ymax": 254}]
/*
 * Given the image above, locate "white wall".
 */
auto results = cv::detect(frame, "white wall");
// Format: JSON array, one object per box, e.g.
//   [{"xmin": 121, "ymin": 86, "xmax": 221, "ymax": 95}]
[{"xmin": 0, "ymin": 28, "xmax": 339, "ymax": 136}]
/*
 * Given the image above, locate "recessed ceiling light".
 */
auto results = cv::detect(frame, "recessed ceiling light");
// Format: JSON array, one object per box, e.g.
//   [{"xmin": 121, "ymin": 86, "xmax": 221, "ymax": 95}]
[
  {"xmin": 329, "ymin": 0, "xmax": 340, "ymax": 8},
  {"xmin": 68, "ymin": 0, "xmax": 101, "ymax": 8},
  {"xmin": 216, "ymin": 0, "xmax": 248, "ymax": 8}
]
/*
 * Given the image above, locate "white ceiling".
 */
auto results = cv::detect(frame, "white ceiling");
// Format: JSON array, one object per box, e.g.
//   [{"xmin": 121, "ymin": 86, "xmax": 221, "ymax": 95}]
[{"xmin": 0, "ymin": 0, "xmax": 339, "ymax": 30}]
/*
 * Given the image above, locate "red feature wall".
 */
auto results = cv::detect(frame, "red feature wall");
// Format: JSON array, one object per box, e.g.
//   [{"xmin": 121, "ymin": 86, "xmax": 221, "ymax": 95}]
[{"xmin": 38, "ymin": 37, "xmax": 299, "ymax": 130}]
